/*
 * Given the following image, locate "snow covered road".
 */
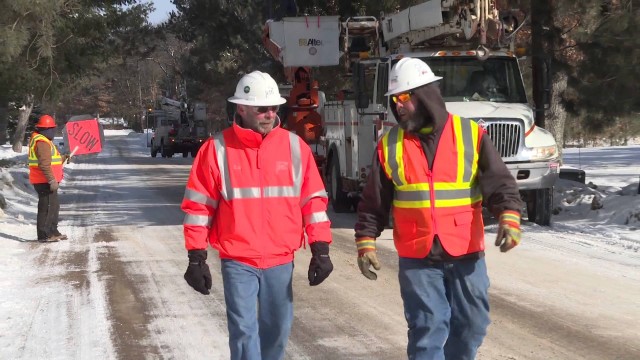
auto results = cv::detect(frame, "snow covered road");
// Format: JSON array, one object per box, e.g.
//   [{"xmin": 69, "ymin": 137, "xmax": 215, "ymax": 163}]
[{"xmin": 1, "ymin": 134, "xmax": 639, "ymax": 359}]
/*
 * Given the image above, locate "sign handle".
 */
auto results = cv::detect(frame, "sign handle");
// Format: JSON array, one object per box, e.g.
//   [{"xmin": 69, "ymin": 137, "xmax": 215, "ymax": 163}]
[{"xmin": 70, "ymin": 146, "xmax": 79, "ymax": 157}]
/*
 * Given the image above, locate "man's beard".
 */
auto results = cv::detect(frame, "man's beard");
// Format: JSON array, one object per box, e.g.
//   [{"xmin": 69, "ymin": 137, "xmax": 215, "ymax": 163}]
[
  {"xmin": 399, "ymin": 105, "xmax": 431, "ymax": 133},
  {"xmin": 399, "ymin": 115, "xmax": 423, "ymax": 133}
]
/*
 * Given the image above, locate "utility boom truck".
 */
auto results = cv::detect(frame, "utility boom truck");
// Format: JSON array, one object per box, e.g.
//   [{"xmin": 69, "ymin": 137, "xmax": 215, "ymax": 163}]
[
  {"xmin": 147, "ymin": 96, "xmax": 208, "ymax": 158},
  {"xmin": 264, "ymin": 0, "xmax": 560, "ymax": 225}
]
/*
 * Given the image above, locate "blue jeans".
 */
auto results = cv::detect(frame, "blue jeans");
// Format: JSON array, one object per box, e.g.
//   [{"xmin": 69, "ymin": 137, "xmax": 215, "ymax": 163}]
[
  {"xmin": 221, "ymin": 260, "xmax": 294, "ymax": 360},
  {"xmin": 398, "ymin": 257, "xmax": 490, "ymax": 360}
]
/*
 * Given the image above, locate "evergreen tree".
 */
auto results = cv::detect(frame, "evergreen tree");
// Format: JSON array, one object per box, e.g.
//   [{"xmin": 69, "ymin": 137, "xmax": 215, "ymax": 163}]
[
  {"xmin": 567, "ymin": 0, "xmax": 639, "ymax": 136},
  {"xmin": 0, "ymin": 0, "xmax": 153, "ymax": 149}
]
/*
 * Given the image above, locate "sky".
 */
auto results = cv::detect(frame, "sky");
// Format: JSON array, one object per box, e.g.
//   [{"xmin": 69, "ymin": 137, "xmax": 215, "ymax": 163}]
[{"xmin": 147, "ymin": 0, "xmax": 176, "ymax": 24}]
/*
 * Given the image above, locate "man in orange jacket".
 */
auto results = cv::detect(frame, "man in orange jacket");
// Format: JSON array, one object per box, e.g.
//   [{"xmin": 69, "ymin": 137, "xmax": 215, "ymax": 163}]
[
  {"xmin": 181, "ymin": 71, "xmax": 333, "ymax": 360},
  {"xmin": 355, "ymin": 58, "xmax": 523, "ymax": 359},
  {"xmin": 28, "ymin": 115, "xmax": 70, "ymax": 242}
]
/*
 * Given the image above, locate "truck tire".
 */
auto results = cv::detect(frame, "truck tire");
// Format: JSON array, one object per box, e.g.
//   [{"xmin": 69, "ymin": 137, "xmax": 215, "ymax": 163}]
[
  {"xmin": 182, "ymin": 151, "xmax": 188, "ymax": 158},
  {"xmin": 160, "ymin": 141, "xmax": 168, "ymax": 158},
  {"xmin": 191, "ymin": 149, "xmax": 198, "ymax": 158},
  {"xmin": 527, "ymin": 188, "xmax": 553, "ymax": 226},
  {"xmin": 150, "ymin": 141, "xmax": 158, "ymax": 158},
  {"xmin": 328, "ymin": 157, "xmax": 351, "ymax": 213}
]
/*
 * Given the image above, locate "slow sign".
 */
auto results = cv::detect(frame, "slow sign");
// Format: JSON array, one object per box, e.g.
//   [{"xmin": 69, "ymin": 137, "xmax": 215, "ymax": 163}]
[{"xmin": 64, "ymin": 118, "xmax": 104, "ymax": 156}]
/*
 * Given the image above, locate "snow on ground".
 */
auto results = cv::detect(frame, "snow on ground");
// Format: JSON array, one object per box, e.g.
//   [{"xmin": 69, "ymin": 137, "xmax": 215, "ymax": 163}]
[{"xmin": 0, "ymin": 130, "xmax": 148, "ymax": 357}]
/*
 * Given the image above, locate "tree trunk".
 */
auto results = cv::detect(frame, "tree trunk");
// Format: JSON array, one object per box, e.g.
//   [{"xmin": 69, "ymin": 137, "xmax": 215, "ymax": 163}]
[
  {"xmin": 0, "ymin": 96, "xmax": 8, "ymax": 145},
  {"xmin": 546, "ymin": 71, "xmax": 568, "ymax": 163},
  {"xmin": 12, "ymin": 94, "xmax": 34, "ymax": 153}
]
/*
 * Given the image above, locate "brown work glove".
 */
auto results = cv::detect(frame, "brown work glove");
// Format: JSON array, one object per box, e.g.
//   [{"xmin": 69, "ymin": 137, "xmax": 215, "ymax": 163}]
[
  {"xmin": 356, "ymin": 237, "xmax": 381, "ymax": 280},
  {"xmin": 49, "ymin": 180, "xmax": 59, "ymax": 192},
  {"xmin": 62, "ymin": 154, "xmax": 72, "ymax": 164},
  {"xmin": 495, "ymin": 210, "xmax": 522, "ymax": 252}
]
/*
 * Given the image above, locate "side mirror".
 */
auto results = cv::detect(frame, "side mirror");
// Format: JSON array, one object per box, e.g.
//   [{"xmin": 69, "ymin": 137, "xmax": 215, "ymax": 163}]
[
  {"xmin": 226, "ymin": 101, "xmax": 236, "ymax": 127},
  {"xmin": 353, "ymin": 62, "xmax": 369, "ymax": 109},
  {"xmin": 356, "ymin": 93, "xmax": 369, "ymax": 109}
]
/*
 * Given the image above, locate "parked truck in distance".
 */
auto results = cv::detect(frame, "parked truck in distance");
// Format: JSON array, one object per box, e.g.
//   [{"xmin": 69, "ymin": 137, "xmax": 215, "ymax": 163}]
[{"xmin": 147, "ymin": 97, "xmax": 208, "ymax": 158}]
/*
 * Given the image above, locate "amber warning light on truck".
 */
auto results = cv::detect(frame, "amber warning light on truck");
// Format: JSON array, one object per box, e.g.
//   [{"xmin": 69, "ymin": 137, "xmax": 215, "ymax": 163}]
[{"xmin": 64, "ymin": 118, "xmax": 104, "ymax": 156}]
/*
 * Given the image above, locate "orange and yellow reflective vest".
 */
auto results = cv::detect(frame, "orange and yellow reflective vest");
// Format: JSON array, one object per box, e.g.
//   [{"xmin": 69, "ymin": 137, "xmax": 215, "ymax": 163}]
[
  {"xmin": 181, "ymin": 122, "xmax": 331, "ymax": 269},
  {"xmin": 28, "ymin": 133, "xmax": 63, "ymax": 184},
  {"xmin": 379, "ymin": 114, "xmax": 485, "ymax": 257}
]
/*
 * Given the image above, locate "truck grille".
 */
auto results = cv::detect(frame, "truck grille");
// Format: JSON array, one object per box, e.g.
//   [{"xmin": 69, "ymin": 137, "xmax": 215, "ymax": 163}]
[{"xmin": 481, "ymin": 120, "xmax": 523, "ymax": 158}]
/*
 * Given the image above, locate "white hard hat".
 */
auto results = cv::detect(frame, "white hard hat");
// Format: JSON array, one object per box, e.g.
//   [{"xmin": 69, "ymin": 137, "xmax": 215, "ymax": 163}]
[
  {"xmin": 227, "ymin": 71, "xmax": 286, "ymax": 106},
  {"xmin": 385, "ymin": 57, "xmax": 442, "ymax": 96}
]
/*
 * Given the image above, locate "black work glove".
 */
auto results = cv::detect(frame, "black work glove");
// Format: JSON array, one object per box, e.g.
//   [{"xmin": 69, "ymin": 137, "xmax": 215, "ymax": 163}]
[
  {"xmin": 308, "ymin": 242, "xmax": 333, "ymax": 286},
  {"xmin": 184, "ymin": 249, "xmax": 212, "ymax": 295}
]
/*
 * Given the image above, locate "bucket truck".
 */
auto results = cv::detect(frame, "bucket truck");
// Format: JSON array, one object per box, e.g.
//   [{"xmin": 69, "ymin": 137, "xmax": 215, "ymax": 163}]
[
  {"xmin": 147, "ymin": 96, "xmax": 208, "ymax": 158},
  {"xmin": 263, "ymin": 0, "xmax": 559, "ymax": 225}
]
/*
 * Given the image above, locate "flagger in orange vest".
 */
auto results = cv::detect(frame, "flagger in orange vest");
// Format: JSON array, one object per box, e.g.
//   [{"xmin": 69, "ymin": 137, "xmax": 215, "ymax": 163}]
[
  {"xmin": 354, "ymin": 58, "xmax": 523, "ymax": 359},
  {"xmin": 181, "ymin": 71, "xmax": 332, "ymax": 360},
  {"xmin": 28, "ymin": 115, "xmax": 71, "ymax": 242}
]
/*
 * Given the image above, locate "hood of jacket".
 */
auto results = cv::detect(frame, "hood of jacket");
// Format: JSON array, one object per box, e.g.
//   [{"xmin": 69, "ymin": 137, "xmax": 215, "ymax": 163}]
[{"xmin": 390, "ymin": 82, "xmax": 449, "ymax": 134}]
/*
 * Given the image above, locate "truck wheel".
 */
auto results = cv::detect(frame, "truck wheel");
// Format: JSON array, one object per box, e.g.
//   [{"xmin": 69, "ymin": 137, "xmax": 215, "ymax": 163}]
[
  {"xmin": 150, "ymin": 141, "xmax": 158, "ymax": 158},
  {"xmin": 160, "ymin": 142, "xmax": 168, "ymax": 158},
  {"xmin": 328, "ymin": 157, "xmax": 351, "ymax": 213},
  {"xmin": 191, "ymin": 149, "xmax": 198, "ymax": 158},
  {"xmin": 527, "ymin": 188, "xmax": 552, "ymax": 226},
  {"xmin": 182, "ymin": 151, "xmax": 188, "ymax": 158}
]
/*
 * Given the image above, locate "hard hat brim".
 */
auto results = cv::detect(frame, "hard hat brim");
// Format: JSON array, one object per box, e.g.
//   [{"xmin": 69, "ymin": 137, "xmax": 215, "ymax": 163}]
[
  {"xmin": 227, "ymin": 96, "xmax": 287, "ymax": 106},
  {"xmin": 384, "ymin": 76, "xmax": 442, "ymax": 96}
]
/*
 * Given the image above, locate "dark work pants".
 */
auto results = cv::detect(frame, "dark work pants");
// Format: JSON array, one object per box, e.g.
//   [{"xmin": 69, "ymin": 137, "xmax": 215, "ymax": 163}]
[{"xmin": 33, "ymin": 183, "xmax": 60, "ymax": 240}]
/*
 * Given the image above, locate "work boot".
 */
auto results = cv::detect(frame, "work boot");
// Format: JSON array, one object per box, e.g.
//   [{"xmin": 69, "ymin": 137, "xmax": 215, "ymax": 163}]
[
  {"xmin": 53, "ymin": 231, "xmax": 68, "ymax": 240},
  {"xmin": 38, "ymin": 236, "xmax": 60, "ymax": 243}
]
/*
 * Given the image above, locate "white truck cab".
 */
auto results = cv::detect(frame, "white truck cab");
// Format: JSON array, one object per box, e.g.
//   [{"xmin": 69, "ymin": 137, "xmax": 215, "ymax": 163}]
[{"xmin": 322, "ymin": 1, "xmax": 559, "ymax": 225}]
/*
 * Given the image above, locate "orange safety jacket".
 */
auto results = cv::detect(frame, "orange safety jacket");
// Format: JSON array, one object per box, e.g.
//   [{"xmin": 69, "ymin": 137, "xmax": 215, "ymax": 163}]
[
  {"xmin": 181, "ymin": 122, "xmax": 332, "ymax": 269},
  {"xmin": 28, "ymin": 133, "xmax": 63, "ymax": 184},
  {"xmin": 379, "ymin": 114, "xmax": 485, "ymax": 258}
]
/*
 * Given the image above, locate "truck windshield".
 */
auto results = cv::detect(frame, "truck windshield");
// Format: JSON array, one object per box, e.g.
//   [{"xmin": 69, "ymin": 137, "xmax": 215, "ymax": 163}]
[{"xmin": 421, "ymin": 57, "xmax": 527, "ymax": 103}]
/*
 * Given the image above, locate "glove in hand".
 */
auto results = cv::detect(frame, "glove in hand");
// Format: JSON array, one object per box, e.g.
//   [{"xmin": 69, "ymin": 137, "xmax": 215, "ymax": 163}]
[
  {"xmin": 184, "ymin": 249, "xmax": 212, "ymax": 295},
  {"xmin": 308, "ymin": 242, "xmax": 333, "ymax": 286},
  {"xmin": 495, "ymin": 210, "xmax": 521, "ymax": 252},
  {"xmin": 356, "ymin": 237, "xmax": 381, "ymax": 280},
  {"xmin": 49, "ymin": 180, "xmax": 59, "ymax": 191}
]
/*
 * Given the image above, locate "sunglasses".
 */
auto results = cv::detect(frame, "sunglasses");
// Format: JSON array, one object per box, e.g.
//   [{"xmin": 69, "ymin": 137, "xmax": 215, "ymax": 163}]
[
  {"xmin": 391, "ymin": 92, "xmax": 413, "ymax": 104},
  {"xmin": 254, "ymin": 105, "xmax": 279, "ymax": 114}
]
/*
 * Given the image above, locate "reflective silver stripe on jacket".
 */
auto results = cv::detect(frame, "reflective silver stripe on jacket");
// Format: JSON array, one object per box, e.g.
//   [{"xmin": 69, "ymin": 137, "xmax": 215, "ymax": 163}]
[
  {"xmin": 301, "ymin": 189, "xmax": 329, "ymax": 208},
  {"xmin": 183, "ymin": 188, "xmax": 219, "ymax": 208},
  {"xmin": 213, "ymin": 131, "xmax": 304, "ymax": 201},
  {"xmin": 304, "ymin": 211, "xmax": 330, "ymax": 225},
  {"xmin": 183, "ymin": 214, "xmax": 212, "ymax": 227}
]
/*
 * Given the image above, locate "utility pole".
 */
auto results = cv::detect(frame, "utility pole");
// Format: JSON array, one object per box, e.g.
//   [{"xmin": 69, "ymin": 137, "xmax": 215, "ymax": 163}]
[
  {"xmin": 531, "ymin": 0, "xmax": 552, "ymax": 129},
  {"xmin": 138, "ymin": 60, "xmax": 144, "ymax": 132}
]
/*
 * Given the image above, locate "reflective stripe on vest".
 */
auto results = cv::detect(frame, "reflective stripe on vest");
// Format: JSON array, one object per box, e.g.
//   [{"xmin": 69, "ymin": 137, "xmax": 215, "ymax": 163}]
[
  {"xmin": 381, "ymin": 115, "xmax": 482, "ymax": 208},
  {"xmin": 213, "ymin": 131, "xmax": 304, "ymax": 201},
  {"xmin": 28, "ymin": 134, "xmax": 62, "ymax": 166}
]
